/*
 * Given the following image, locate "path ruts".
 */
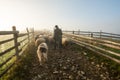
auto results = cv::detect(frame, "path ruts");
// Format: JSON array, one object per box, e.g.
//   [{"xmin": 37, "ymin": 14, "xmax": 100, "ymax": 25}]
[{"xmin": 27, "ymin": 43, "xmax": 111, "ymax": 80}]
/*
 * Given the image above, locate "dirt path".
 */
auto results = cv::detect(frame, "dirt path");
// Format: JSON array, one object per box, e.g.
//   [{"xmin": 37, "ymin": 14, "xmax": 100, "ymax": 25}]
[{"xmin": 26, "ymin": 43, "xmax": 112, "ymax": 80}]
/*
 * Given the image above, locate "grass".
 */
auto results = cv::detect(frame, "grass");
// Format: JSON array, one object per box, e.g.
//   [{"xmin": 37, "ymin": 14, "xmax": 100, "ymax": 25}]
[
  {"xmin": 0, "ymin": 49, "xmax": 16, "ymax": 73},
  {"xmin": 68, "ymin": 34, "xmax": 120, "ymax": 78},
  {"xmin": 0, "ymin": 34, "xmax": 29, "ymax": 79},
  {"xmin": 1, "ymin": 42, "xmax": 35, "ymax": 80},
  {"xmin": 69, "ymin": 34, "xmax": 120, "ymax": 79},
  {"xmin": 79, "ymin": 39, "xmax": 120, "ymax": 78},
  {"xmin": 1, "ymin": 42, "xmax": 120, "ymax": 79},
  {"xmin": 64, "ymin": 42, "xmax": 120, "ymax": 79},
  {"xmin": 77, "ymin": 45, "xmax": 120, "ymax": 79},
  {"xmin": 98, "ymin": 44, "xmax": 120, "ymax": 54},
  {"xmin": 1, "ymin": 33, "xmax": 120, "ymax": 79},
  {"xmin": 75, "ymin": 37, "xmax": 120, "ymax": 59},
  {"xmin": 97, "ymin": 45, "xmax": 120, "ymax": 60},
  {"xmin": 0, "ymin": 38, "xmax": 15, "ymax": 76}
]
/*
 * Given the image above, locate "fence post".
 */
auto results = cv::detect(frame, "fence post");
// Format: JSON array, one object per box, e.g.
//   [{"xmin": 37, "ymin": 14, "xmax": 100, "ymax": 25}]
[
  {"xmin": 26, "ymin": 28, "xmax": 30, "ymax": 43},
  {"xmin": 91, "ymin": 32, "xmax": 93, "ymax": 37},
  {"xmin": 73, "ymin": 30, "xmax": 74, "ymax": 34},
  {"xmin": 12, "ymin": 26, "xmax": 19, "ymax": 59},
  {"xmin": 100, "ymin": 30, "xmax": 102, "ymax": 38},
  {"xmin": 78, "ymin": 29, "xmax": 80, "ymax": 35},
  {"xmin": 32, "ymin": 27, "xmax": 34, "ymax": 41}
]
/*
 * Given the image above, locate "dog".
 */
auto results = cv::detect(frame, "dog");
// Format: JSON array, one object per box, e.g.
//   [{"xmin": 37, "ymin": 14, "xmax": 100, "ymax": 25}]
[{"xmin": 37, "ymin": 42, "xmax": 48, "ymax": 65}]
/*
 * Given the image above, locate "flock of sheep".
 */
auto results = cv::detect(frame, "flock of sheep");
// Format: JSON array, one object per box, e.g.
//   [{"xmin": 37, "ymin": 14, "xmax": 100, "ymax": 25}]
[{"xmin": 34, "ymin": 33, "xmax": 72, "ymax": 66}]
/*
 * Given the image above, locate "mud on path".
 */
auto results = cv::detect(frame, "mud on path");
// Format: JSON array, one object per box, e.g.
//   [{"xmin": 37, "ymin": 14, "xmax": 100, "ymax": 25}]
[{"xmin": 25, "ymin": 43, "xmax": 112, "ymax": 80}]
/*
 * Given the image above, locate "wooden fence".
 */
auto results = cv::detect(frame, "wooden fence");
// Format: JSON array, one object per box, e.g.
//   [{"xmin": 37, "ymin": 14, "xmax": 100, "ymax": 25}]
[
  {"xmin": 0, "ymin": 26, "xmax": 34, "ymax": 77},
  {"xmin": 63, "ymin": 30, "xmax": 120, "ymax": 40},
  {"xmin": 63, "ymin": 30, "xmax": 120, "ymax": 64}
]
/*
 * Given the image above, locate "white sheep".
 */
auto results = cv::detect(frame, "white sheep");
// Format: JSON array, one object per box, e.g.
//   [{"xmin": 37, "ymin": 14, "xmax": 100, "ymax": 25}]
[
  {"xmin": 35, "ymin": 38, "xmax": 46, "ymax": 47},
  {"xmin": 62, "ymin": 37, "xmax": 72, "ymax": 47},
  {"xmin": 47, "ymin": 36, "xmax": 55, "ymax": 49}
]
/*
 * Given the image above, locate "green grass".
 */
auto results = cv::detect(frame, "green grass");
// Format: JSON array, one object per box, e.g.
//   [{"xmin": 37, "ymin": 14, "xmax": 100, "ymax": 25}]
[
  {"xmin": 66, "ymin": 42, "xmax": 120, "ymax": 79},
  {"xmin": 1, "ymin": 42, "xmax": 120, "ymax": 80},
  {"xmin": 75, "ymin": 44, "xmax": 120, "ymax": 79},
  {"xmin": 98, "ymin": 44, "xmax": 120, "ymax": 53},
  {"xmin": 0, "ymin": 49, "xmax": 16, "ymax": 73},
  {"xmin": 0, "ymin": 37, "xmax": 16, "ymax": 75},
  {"xmin": 96, "ymin": 45, "xmax": 120, "ymax": 60},
  {"xmin": 70, "ymin": 35, "xmax": 120, "ymax": 79},
  {"xmin": 75, "ymin": 37, "xmax": 120, "ymax": 57},
  {"xmin": 1, "ymin": 42, "xmax": 35, "ymax": 80},
  {"xmin": 0, "ymin": 35, "xmax": 29, "ymax": 78}
]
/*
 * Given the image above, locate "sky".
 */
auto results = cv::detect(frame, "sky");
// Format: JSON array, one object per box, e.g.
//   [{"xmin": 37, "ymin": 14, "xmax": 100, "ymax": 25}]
[{"xmin": 0, "ymin": 0, "xmax": 120, "ymax": 33}]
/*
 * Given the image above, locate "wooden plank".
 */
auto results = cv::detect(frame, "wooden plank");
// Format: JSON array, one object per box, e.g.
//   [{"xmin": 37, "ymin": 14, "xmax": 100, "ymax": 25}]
[
  {"xmin": 20, "ymin": 42, "xmax": 28, "ymax": 49},
  {"xmin": 71, "ymin": 39, "xmax": 120, "ymax": 64},
  {"xmin": 64, "ymin": 33, "xmax": 120, "ymax": 47},
  {"xmin": 101, "ymin": 35, "xmax": 120, "ymax": 39},
  {"xmin": 26, "ymin": 28, "xmax": 30, "ymax": 43},
  {"xmin": 0, "ymin": 31, "xmax": 19, "ymax": 35},
  {"xmin": 102, "ymin": 32, "xmax": 120, "ymax": 36},
  {"xmin": 0, "ymin": 54, "xmax": 15, "ymax": 68},
  {"xmin": 102, "ymin": 43, "xmax": 120, "ymax": 50},
  {"xmin": 72, "ymin": 38, "xmax": 120, "ymax": 57},
  {"xmin": 0, "ymin": 38, "xmax": 14, "ymax": 45},
  {"xmin": 12, "ymin": 26, "xmax": 19, "ymax": 59},
  {"xmin": 73, "ymin": 36, "xmax": 120, "ymax": 50},
  {"xmin": 64, "ymin": 33, "xmax": 120, "ymax": 57},
  {"xmin": 63, "ymin": 31, "xmax": 73, "ymax": 32},
  {"xmin": 77, "ymin": 33, "xmax": 91, "ymax": 35},
  {"xmin": 29, "ymin": 32, "xmax": 33, "ymax": 34},
  {"xmin": 0, "ymin": 46, "xmax": 16, "ymax": 56},
  {"xmin": 87, "ymin": 47, "xmax": 120, "ymax": 64},
  {"xmin": 63, "ymin": 31, "xmax": 120, "ymax": 37},
  {"xmin": 19, "ymin": 37, "xmax": 28, "ymax": 43},
  {"xmin": 19, "ymin": 43, "xmax": 28, "ymax": 56},
  {"xmin": 18, "ymin": 33, "xmax": 28, "ymax": 37},
  {"xmin": 63, "ymin": 31, "xmax": 120, "ymax": 40}
]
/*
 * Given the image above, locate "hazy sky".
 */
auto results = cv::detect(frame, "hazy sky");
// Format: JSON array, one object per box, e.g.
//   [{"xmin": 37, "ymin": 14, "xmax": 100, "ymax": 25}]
[{"xmin": 0, "ymin": 0, "xmax": 120, "ymax": 33}]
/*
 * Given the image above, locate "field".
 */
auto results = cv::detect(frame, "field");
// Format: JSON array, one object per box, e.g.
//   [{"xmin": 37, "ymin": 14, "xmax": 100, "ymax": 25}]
[
  {"xmin": 1, "ymin": 41, "xmax": 120, "ymax": 80},
  {"xmin": 0, "ymin": 30, "xmax": 120, "ymax": 80},
  {"xmin": 0, "ymin": 33, "xmax": 29, "ymax": 78}
]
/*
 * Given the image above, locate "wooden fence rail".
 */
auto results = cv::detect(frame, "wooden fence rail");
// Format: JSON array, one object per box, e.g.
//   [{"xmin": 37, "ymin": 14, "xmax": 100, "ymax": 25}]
[
  {"xmin": 0, "ymin": 26, "xmax": 34, "ymax": 78},
  {"xmin": 63, "ymin": 31, "xmax": 120, "ymax": 64},
  {"xmin": 63, "ymin": 30, "xmax": 120, "ymax": 40}
]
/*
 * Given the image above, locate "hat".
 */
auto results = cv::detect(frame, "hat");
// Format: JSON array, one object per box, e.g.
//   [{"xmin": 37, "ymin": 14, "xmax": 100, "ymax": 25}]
[{"xmin": 55, "ymin": 25, "xmax": 58, "ymax": 28}]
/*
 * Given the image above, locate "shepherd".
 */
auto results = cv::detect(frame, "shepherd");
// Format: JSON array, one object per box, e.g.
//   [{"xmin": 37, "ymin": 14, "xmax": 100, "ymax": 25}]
[{"xmin": 53, "ymin": 25, "xmax": 62, "ymax": 50}]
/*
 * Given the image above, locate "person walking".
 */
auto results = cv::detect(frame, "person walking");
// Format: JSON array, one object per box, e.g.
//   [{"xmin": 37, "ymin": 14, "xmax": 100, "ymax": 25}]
[{"xmin": 53, "ymin": 25, "xmax": 62, "ymax": 50}]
